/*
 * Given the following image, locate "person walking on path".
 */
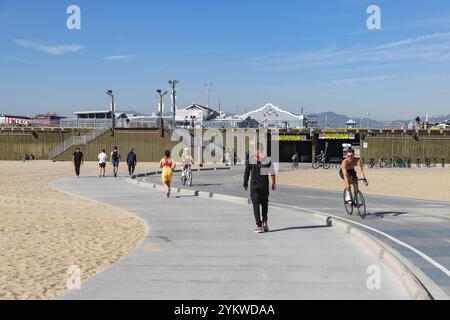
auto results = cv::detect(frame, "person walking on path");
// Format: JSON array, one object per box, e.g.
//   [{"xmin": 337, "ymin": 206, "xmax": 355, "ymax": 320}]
[
  {"xmin": 127, "ymin": 148, "xmax": 138, "ymax": 176},
  {"xmin": 73, "ymin": 148, "xmax": 84, "ymax": 178},
  {"xmin": 160, "ymin": 150, "xmax": 176, "ymax": 198},
  {"xmin": 111, "ymin": 146, "xmax": 121, "ymax": 178},
  {"xmin": 243, "ymin": 144, "xmax": 276, "ymax": 233},
  {"xmin": 98, "ymin": 149, "xmax": 108, "ymax": 177}
]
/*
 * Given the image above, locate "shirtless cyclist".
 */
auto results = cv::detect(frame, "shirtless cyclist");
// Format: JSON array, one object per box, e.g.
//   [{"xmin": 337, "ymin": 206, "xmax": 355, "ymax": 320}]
[{"xmin": 340, "ymin": 148, "xmax": 368, "ymax": 203}]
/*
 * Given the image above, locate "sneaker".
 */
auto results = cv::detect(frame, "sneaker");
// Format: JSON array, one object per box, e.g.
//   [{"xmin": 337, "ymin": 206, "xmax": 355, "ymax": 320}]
[
  {"xmin": 262, "ymin": 221, "xmax": 269, "ymax": 232},
  {"xmin": 254, "ymin": 226, "xmax": 265, "ymax": 233},
  {"xmin": 345, "ymin": 191, "xmax": 352, "ymax": 203}
]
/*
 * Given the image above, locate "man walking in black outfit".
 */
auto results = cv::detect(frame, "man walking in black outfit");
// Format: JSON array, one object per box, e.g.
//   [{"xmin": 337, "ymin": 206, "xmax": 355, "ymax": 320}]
[
  {"xmin": 73, "ymin": 148, "xmax": 84, "ymax": 178},
  {"xmin": 127, "ymin": 148, "xmax": 137, "ymax": 176},
  {"xmin": 243, "ymin": 144, "xmax": 276, "ymax": 233}
]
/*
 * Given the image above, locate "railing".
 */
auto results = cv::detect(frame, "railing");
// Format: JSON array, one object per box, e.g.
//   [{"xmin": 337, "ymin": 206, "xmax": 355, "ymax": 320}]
[{"xmin": 48, "ymin": 126, "xmax": 111, "ymax": 160}]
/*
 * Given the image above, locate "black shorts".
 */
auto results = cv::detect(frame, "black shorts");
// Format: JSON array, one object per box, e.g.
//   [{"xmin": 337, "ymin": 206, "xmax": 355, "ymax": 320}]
[
  {"xmin": 99, "ymin": 163, "xmax": 106, "ymax": 168},
  {"xmin": 339, "ymin": 169, "xmax": 358, "ymax": 181}
]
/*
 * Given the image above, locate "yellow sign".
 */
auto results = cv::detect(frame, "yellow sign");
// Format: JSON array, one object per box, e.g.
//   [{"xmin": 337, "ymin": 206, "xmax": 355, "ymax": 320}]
[
  {"xmin": 320, "ymin": 133, "xmax": 354, "ymax": 140},
  {"xmin": 278, "ymin": 135, "xmax": 302, "ymax": 142}
]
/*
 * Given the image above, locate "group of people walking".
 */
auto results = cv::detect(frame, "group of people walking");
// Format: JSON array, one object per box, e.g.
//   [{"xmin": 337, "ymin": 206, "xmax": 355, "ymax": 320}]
[
  {"xmin": 72, "ymin": 146, "xmax": 138, "ymax": 178},
  {"xmin": 72, "ymin": 144, "xmax": 367, "ymax": 235}
]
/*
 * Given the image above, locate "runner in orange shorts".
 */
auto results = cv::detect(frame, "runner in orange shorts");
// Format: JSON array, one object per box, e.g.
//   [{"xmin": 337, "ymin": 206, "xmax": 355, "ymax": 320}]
[{"xmin": 160, "ymin": 150, "xmax": 176, "ymax": 197}]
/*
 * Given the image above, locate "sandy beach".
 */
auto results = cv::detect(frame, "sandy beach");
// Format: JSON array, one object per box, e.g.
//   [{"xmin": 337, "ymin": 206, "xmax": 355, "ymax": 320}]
[
  {"xmin": 0, "ymin": 161, "xmax": 160, "ymax": 300},
  {"xmin": 277, "ymin": 166, "xmax": 450, "ymax": 202}
]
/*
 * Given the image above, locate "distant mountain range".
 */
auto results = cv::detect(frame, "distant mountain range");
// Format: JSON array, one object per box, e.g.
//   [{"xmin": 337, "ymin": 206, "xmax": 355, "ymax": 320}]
[{"xmin": 310, "ymin": 111, "xmax": 450, "ymax": 128}]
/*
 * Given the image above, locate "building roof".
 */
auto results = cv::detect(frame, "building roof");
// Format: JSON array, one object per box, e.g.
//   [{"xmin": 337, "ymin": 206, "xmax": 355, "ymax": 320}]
[
  {"xmin": 74, "ymin": 110, "xmax": 111, "ymax": 115},
  {"xmin": 185, "ymin": 103, "xmax": 219, "ymax": 114},
  {"xmin": 240, "ymin": 103, "xmax": 302, "ymax": 121},
  {"xmin": 0, "ymin": 114, "xmax": 31, "ymax": 119}
]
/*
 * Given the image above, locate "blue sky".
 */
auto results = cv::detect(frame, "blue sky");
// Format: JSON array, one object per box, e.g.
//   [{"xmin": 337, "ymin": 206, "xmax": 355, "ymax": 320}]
[{"xmin": 1, "ymin": 0, "xmax": 450, "ymax": 120}]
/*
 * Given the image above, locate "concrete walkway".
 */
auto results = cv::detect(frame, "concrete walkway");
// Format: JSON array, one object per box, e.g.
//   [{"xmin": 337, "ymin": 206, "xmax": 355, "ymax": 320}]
[{"xmin": 51, "ymin": 175, "xmax": 409, "ymax": 300}]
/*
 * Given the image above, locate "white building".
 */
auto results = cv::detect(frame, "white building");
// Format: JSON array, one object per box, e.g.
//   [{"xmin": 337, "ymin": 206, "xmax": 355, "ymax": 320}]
[
  {"xmin": 175, "ymin": 103, "xmax": 220, "ymax": 124},
  {"xmin": 239, "ymin": 103, "xmax": 306, "ymax": 129},
  {"xmin": 0, "ymin": 114, "xmax": 32, "ymax": 126}
]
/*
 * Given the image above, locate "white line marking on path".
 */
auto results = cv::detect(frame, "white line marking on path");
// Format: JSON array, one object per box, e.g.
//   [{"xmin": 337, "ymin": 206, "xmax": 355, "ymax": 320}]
[{"xmin": 272, "ymin": 202, "xmax": 450, "ymax": 279}]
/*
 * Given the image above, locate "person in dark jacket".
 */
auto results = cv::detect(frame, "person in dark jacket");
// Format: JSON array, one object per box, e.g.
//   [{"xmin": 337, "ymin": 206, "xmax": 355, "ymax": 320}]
[
  {"xmin": 73, "ymin": 148, "xmax": 84, "ymax": 178},
  {"xmin": 127, "ymin": 148, "xmax": 137, "ymax": 176},
  {"xmin": 243, "ymin": 144, "xmax": 276, "ymax": 233}
]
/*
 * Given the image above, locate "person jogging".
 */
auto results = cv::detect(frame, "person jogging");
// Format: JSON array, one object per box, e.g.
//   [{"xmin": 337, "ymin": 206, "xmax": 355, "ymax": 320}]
[
  {"xmin": 111, "ymin": 146, "xmax": 121, "ymax": 178},
  {"xmin": 73, "ymin": 148, "xmax": 84, "ymax": 178},
  {"xmin": 243, "ymin": 144, "xmax": 276, "ymax": 233},
  {"xmin": 98, "ymin": 149, "xmax": 108, "ymax": 177},
  {"xmin": 160, "ymin": 150, "xmax": 176, "ymax": 198},
  {"xmin": 127, "ymin": 148, "xmax": 137, "ymax": 176}
]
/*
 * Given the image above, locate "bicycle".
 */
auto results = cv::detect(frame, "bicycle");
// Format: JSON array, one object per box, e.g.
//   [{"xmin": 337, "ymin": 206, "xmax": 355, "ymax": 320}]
[
  {"xmin": 367, "ymin": 159, "xmax": 377, "ymax": 169},
  {"xmin": 181, "ymin": 164, "xmax": 193, "ymax": 187},
  {"xmin": 343, "ymin": 179, "xmax": 368, "ymax": 219},
  {"xmin": 312, "ymin": 157, "xmax": 330, "ymax": 169},
  {"xmin": 292, "ymin": 159, "xmax": 299, "ymax": 170}
]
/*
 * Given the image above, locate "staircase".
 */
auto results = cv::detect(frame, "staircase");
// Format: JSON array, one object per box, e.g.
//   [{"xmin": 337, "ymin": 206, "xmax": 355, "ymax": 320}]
[{"xmin": 48, "ymin": 127, "xmax": 110, "ymax": 160}]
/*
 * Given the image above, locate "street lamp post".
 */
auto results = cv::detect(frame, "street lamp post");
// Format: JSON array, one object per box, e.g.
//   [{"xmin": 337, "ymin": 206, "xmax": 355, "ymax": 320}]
[
  {"xmin": 168, "ymin": 80, "xmax": 179, "ymax": 127},
  {"xmin": 106, "ymin": 90, "xmax": 115, "ymax": 136},
  {"xmin": 157, "ymin": 89, "xmax": 168, "ymax": 138}
]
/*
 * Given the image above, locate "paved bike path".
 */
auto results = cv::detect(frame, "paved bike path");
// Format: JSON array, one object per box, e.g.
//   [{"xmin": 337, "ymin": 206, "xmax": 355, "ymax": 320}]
[
  {"xmin": 51, "ymin": 176, "xmax": 409, "ymax": 300},
  {"xmin": 140, "ymin": 166, "xmax": 450, "ymax": 296}
]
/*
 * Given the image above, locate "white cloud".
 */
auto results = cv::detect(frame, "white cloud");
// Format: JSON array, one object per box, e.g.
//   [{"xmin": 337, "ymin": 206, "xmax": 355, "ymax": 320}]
[
  {"xmin": 251, "ymin": 32, "xmax": 450, "ymax": 70},
  {"xmin": 102, "ymin": 55, "xmax": 138, "ymax": 61},
  {"xmin": 0, "ymin": 56, "xmax": 22, "ymax": 61},
  {"xmin": 331, "ymin": 75, "xmax": 400, "ymax": 85},
  {"xmin": 14, "ymin": 39, "xmax": 83, "ymax": 55}
]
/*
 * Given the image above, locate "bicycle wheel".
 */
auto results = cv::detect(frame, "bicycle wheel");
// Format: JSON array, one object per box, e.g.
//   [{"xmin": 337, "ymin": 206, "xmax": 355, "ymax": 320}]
[
  {"xmin": 181, "ymin": 171, "xmax": 187, "ymax": 185},
  {"xmin": 323, "ymin": 162, "xmax": 330, "ymax": 169},
  {"xmin": 187, "ymin": 171, "xmax": 193, "ymax": 187},
  {"xmin": 343, "ymin": 190, "xmax": 353, "ymax": 215},
  {"xmin": 355, "ymin": 191, "xmax": 366, "ymax": 219},
  {"xmin": 312, "ymin": 162, "xmax": 319, "ymax": 169}
]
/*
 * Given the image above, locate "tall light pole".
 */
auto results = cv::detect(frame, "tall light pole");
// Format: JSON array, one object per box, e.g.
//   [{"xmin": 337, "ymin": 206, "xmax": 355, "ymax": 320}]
[
  {"xmin": 106, "ymin": 90, "xmax": 115, "ymax": 136},
  {"xmin": 157, "ymin": 89, "xmax": 168, "ymax": 137},
  {"xmin": 168, "ymin": 80, "xmax": 179, "ymax": 126},
  {"xmin": 205, "ymin": 81, "xmax": 213, "ymax": 108}
]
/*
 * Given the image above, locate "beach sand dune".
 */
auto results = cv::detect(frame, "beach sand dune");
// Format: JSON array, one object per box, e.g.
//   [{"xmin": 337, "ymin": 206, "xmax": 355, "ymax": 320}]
[{"xmin": 0, "ymin": 161, "xmax": 158, "ymax": 300}]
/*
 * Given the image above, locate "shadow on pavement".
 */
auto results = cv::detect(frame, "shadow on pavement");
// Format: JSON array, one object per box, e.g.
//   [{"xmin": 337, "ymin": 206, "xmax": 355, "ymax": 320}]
[
  {"xmin": 365, "ymin": 211, "xmax": 409, "ymax": 219},
  {"xmin": 269, "ymin": 224, "xmax": 332, "ymax": 233}
]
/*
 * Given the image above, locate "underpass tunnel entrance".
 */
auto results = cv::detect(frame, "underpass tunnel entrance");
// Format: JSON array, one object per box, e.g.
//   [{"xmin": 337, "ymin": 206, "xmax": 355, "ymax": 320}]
[
  {"xmin": 315, "ymin": 134, "xmax": 360, "ymax": 162},
  {"xmin": 279, "ymin": 141, "xmax": 312, "ymax": 163}
]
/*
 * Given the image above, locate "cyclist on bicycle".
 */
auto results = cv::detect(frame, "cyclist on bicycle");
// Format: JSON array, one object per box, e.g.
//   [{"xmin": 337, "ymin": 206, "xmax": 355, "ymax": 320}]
[
  {"xmin": 292, "ymin": 152, "xmax": 299, "ymax": 166},
  {"xmin": 181, "ymin": 147, "xmax": 194, "ymax": 177},
  {"xmin": 340, "ymin": 148, "xmax": 368, "ymax": 203}
]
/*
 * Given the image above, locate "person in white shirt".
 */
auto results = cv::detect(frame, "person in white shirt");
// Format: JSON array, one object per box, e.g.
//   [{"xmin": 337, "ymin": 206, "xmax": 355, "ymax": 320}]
[
  {"xmin": 181, "ymin": 148, "xmax": 194, "ymax": 177},
  {"xmin": 98, "ymin": 149, "xmax": 108, "ymax": 177}
]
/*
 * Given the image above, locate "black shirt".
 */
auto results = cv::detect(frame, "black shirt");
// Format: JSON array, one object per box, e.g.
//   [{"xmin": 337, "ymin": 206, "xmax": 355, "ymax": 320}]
[
  {"xmin": 244, "ymin": 156, "xmax": 275, "ymax": 190},
  {"xmin": 73, "ymin": 151, "xmax": 83, "ymax": 163},
  {"xmin": 127, "ymin": 151, "xmax": 137, "ymax": 165}
]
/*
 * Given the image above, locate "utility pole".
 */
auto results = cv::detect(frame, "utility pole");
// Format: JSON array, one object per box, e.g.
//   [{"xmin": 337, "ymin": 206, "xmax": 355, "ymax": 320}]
[
  {"xmin": 168, "ymin": 80, "xmax": 179, "ymax": 126},
  {"xmin": 205, "ymin": 82, "xmax": 213, "ymax": 108},
  {"xmin": 157, "ymin": 89, "xmax": 168, "ymax": 138},
  {"xmin": 106, "ymin": 90, "xmax": 115, "ymax": 136}
]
